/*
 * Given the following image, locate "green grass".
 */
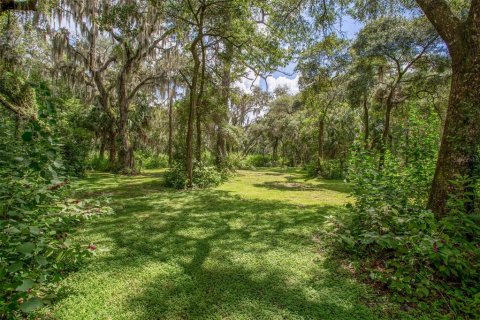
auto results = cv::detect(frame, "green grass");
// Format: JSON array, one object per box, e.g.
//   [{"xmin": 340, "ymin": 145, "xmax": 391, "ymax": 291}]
[{"xmin": 41, "ymin": 168, "xmax": 418, "ymax": 319}]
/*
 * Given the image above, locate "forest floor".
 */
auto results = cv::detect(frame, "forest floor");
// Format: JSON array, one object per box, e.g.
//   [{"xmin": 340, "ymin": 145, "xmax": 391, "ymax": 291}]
[{"xmin": 40, "ymin": 168, "xmax": 426, "ymax": 320}]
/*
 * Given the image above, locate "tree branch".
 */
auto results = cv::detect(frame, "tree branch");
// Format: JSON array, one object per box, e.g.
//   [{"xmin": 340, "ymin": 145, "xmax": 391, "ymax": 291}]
[{"xmin": 415, "ymin": 0, "xmax": 461, "ymax": 50}]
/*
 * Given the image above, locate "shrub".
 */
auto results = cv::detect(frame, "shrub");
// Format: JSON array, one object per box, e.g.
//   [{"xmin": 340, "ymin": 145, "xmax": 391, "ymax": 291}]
[
  {"xmin": 87, "ymin": 155, "xmax": 111, "ymax": 172},
  {"xmin": 164, "ymin": 163, "xmax": 187, "ymax": 189},
  {"xmin": 221, "ymin": 152, "xmax": 252, "ymax": 171},
  {"xmin": 323, "ymin": 148, "xmax": 480, "ymax": 318},
  {"xmin": 0, "ymin": 118, "xmax": 110, "ymax": 317},
  {"xmin": 136, "ymin": 152, "xmax": 169, "ymax": 170},
  {"xmin": 305, "ymin": 159, "xmax": 346, "ymax": 179},
  {"xmin": 164, "ymin": 161, "xmax": 224, "ymax": 189},
  {"xmin": 244, "ymin": 154, "xmax": 272, "ymax": 168}
]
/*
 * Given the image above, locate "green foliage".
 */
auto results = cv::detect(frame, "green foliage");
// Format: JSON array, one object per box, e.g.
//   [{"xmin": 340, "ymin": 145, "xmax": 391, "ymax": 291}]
[
  {"xmin": 222, "ymin": 152, "xmax": 254, "ymax": 171},
  {"xmin": 38, "ymin": 169, "xmax": 399, "ymax": 320},
  {"xmin": 164, "ymin": 163, "xmax": 187, "ymax": 189},
  {"xmin": 305, "ymin": 159, "xmax": 346, "ymax": 180},
  {"xmin": 324, "ymin": 146, "xmax": 480, "ymax": 318},
  {"xmin": 244, "ymin": 154, "xmax": 275, "ymax": 168},
  {"xmin": 0, "ymin": 73, "xmax": 106, "ymax": 317},
  {"xmin": 87, "ymin": 155, "xmax": 111, "ymax": 172},
  {"xmin": 53, "ymin": 98, "xmax": 94, "ymax": 177},
  {"xmin": 136, "ymin": 152, "xmax": 169, "ymax": 170},
  {"xmin": 164, "ymin": 161, "xmax": 224, "ymax": 189},
  {"xmin": 0, "ymin": 115, "xmax": 98, "ymax": 317}
]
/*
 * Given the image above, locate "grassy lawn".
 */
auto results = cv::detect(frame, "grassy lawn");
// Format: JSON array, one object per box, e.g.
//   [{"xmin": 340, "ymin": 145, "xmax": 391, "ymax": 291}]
[{"xmin": 40, "ymin": 168, "xmax": 416, "ymax": 319}]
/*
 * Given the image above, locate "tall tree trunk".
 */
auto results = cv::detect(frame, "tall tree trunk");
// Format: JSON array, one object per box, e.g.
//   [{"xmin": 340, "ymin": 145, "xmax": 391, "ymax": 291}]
[
  {"xmin": 186, "ymin": 37, "xmax": 201, "ymax": 187},
  {"xmin": 195, "ymin": 111, "xmax": 202, "ymax": 162},
  {"xmin": 195, "ymin": 39, "xmax": 207, "ymax": 162},
  {"xmin": 272, "ymin": 137, "xmax": 279, "ymax": 161},
  {"xmin": 99, "ymin": 131, "xmax": 106, "ymax": 159},
  {"xmin": 428, "ymin": 54, "xmax": 480, "ymax": 216},
  {"xmin": 317, "ymin": 117, "xmax": 325, "ymax": 170},
  {"xmin": 216, "ymin": 41, "xmax": 233, "ymax": 167},
  {"xmin": 168, "ymin": 80, "xmax": 176, "ymax": 167},
  {"xmin": 363, "ymin": 93, "xmax": 369, "ymax": 147},
  {"xmin": 108, "ymin": 123, "xmax": 116, "ymax": 165},
  {"xmin": 379, "ymin": 87, "xmax": 396, "ymax": 167},
  {"xmin": 415, "ymin": 0, "xmax": 480, "ymax": 216},
  {"xmin": 117, "ymin": 65, "xmax": 132, "ymax": 171}
]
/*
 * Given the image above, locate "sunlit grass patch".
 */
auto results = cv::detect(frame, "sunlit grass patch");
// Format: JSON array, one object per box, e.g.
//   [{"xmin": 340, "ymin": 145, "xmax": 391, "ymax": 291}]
[{"xmin": 39, "ymin": 168, "xmax": 416, "ymax": 320}]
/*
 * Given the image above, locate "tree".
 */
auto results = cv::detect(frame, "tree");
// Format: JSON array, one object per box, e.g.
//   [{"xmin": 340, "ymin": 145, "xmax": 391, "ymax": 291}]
[
  {"xmin": 308, "ymin": 0, "xmax": 480, "ymax": 215},
  {"xmin": 414, "ymin": 0, "xmax": 480, "ymax": 216},
  {"xmin": 297, "ymin": 34, "xmax": 349, "ymax": 171},
  {"xmin": 53, "ymin": 1, "xmax": 174, "ymax": 172},
  {"xmin": 352, "ymin": 16, "xmax": 440, "ymax": 164}
]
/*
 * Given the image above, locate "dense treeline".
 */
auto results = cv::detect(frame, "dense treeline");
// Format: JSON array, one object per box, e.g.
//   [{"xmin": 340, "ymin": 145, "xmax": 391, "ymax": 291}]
[{"xmin": 1, "ymin": 0, "xmax": 479, "ymax": 318}]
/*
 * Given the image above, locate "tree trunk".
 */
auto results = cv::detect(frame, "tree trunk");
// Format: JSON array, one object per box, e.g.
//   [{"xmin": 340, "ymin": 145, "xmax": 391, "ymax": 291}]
[
  {"xmin": 186, "ymin": 38, "xmax": 201, "ymax": 187},
  {"xmin": 428, "ymin": 53, "xmax": 480, "ymax": 216},
  {"xmin": 117, "ymin": 66, "xmax": 132, "ymax": 171},
  {"xmin": 415, "ymin": 0, "xmax": 480, "ymax": 216},
  {"xmin": 317, "ymin": 117, "xmax": 325, "ymax": 170},
  {"xmin": 272, "ymin": 137, "xmax": 279, "ymax": 161},
  {"xmin": 195, "ymin": 39, "xmax": 207, "ymax": 162},
  {"xmin": 216, "ymin": 41, "xmax": 233, "ymax": 167},
  {"xmin": 99, "ymin": 131, "xmax": 106, "ymax": 159},
  {"xmin": 168, "ymin": 80, "xmax": 176, "ymax": 167},
  {"xmin": 363, "ymin": 93, "xmax": 369, "ymax": 147},
  {"xmin": 195, "ymin": 111, "xmax": 202, "ymax": 162},
  {"xmin": 108, "ymin": 125, "xmax": 116, "ymax": 165},
  {"xmin": 379, "ymin": 88, "xmax": 396, "ymax": 167}
]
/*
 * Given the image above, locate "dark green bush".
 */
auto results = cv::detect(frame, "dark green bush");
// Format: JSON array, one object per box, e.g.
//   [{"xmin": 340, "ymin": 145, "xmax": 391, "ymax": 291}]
[
  {"xmin": 305, "ymin": 159, "xmax": 346, "ymax": 179},
  {"xmin": 0, "ymin": 118, "xmax": 100, "ymax": 317},
  {"xmin": 245, "ymin": 154, "xmax": 273, "ymax": 168},
  {"xmin": 164, "ymin": 161, "xmax": 224, "ymax": 189},
  {"xmin": 221, "ymin": 152, "xmax": 253, "ymax": 171},
  {"xmin": 0, "ymin": 77, "xmax": 108, "ymax": 317},
  {"xmin": 136, "ymin": 152, "xmax": 169, "ymax": 170},
  {"xmin": 87, "ymin": 155, "xmax": 112, "ymax": 172},
  {"xmin": 164, "ymin": 163, "xmax": 188, "ymax": 189},
  {"xmin": 324, "ymin": 148, "xmax": 480, "ymax": 318}
]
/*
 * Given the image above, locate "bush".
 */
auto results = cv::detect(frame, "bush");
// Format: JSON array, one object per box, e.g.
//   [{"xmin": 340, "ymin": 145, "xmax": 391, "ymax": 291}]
[
  {"xmin": 221, "ymin": 152, "xmax": 252, "ymax": 171},
  {"xmin": 164, "ymin": 161, "xmax": 224, "ymax": 189},
  {"xmin": 305, "ymin": 159, "xmax": 346, "ymax": 179},
  {"xmin": 244, "ymin": 154, "xmax": 272, "ymax": 168},
  {"xmin": 0, "ymin": 117, "xmax": 110, "ymax": 317},
  {"xmin": 323, "ymin": 148, "xmax": 480, "ymax": 318},
  {"xmin": 164, "ymin": 163, "xmax": 187, "ymax": 189},
  {"xmin": 136, "ymin": 152, "xmax": 169, "ymax": 170},
  {"xmin": 62, "ymin": 128, "xmax": 92, "ymax": 176},
  {"xmin": 87, "ymin": 155, "xmax": 111, "ymax": 172}
]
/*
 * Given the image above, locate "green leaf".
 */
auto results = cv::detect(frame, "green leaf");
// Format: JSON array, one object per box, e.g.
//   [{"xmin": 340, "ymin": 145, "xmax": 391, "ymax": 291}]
[
  {"xmin": 7, "ymin": 261, "xmax": 23, "ymax": 273},
  {"xmin": 18, "ymin": 242, "xmax": 35, "ymax": 254},
  {"xmin": 21, "ymin": 131, "xmax": 33, "ymax": 142},
  {"xmin": 53, "ymin": 160, "xmax": 63, "ymax": 168},
  {"xmin": 20, "ymin": 297, "xmax": 43, "ymax": 313},
  {"xmin": 16, "ymin": 279, "xmax": 35, "ymax": 292},
  {"xmin": 29, "ymin": 226, "xmax": 41, "ymax": 235},
  {"xmin": 36, "ymin": 256, "xmax": 48, "ymax": 266},
  {"xmin": 5, "ymin": 226, "xmax": 20, "ymax": 234}
]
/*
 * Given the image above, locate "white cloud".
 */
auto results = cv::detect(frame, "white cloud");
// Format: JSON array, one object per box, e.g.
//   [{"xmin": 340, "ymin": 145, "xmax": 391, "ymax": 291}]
[
  {"xmin": 233, "ymin": 69, "xmax": 261, "ymax": 94},
  {"xmin": 265, "ymin": 75, "xmax": 299, "ymax": 95},
  {"xmin": 234, "ymin": 69, "xmax": 299, "ymax": 96}
]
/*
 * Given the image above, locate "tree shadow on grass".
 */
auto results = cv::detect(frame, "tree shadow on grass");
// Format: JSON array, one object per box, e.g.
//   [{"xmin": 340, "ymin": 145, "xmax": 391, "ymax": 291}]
[
  {"xmin": 56, "ymin": 175, "xmax": 382, "ymax": 319},
  {"xmin": 253, "ymin": 180, "xmax": 351, "ymax": 194}
]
